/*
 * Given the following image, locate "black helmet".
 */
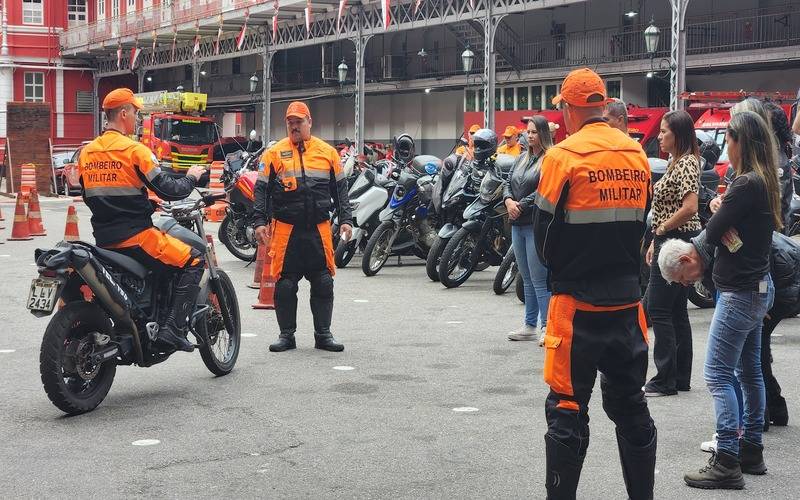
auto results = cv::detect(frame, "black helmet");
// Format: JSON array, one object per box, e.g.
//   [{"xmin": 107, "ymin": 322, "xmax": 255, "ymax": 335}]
[
  {"xmin": 698, "ymin": 138, "xmax": 721, "ymax": 170},
  {"xmin": 472, "ymin": 128, "xmax": 497, "ymax": 163},
  {"xmin": 394, "ymin": 134, "xmax": 415, "ymax": 164}
]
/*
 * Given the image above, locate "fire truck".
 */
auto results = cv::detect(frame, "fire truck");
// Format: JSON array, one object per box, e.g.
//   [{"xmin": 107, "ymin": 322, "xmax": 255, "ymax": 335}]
[
  {"xmin": 681, "ymin": 91, "xmax": 796, "ymax": 179},
  {"xmin": 135, "ymin": 91, "xmax": 217, "ymax": 182}
]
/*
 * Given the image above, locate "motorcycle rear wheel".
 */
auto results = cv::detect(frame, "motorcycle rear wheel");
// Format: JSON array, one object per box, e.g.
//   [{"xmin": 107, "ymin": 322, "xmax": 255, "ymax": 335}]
[
  {"xmin": 334, "ymin": 239, "xmax": 358, "ymax": 268},
  {"xmin": 425, "ymin": 236, "xmax": 447, "ymax": 282},
  {"xmin": 493, "ymin": 250, "xmax": 517, "ymax": 295},
  {"xmin": 198, "ymin": 269, "xmax": 241, "ymax": 376},
  {"xmin": 361, "ymin": 221, "xmax": 395, "ymax": 277},
  {"xmin": 40, "ymin": 302, "xmax": 116, "ymax": 415},
  {"xmin": 439, "ymin": 228, "xmax": 481, "ymax": 289},
  {"xmin": 688, "ymin": 281, "xmax": 716, "ymax": 309},
  {"xmin": 218, "ymin": 214, "xmax": 257, "ymax": 262}
]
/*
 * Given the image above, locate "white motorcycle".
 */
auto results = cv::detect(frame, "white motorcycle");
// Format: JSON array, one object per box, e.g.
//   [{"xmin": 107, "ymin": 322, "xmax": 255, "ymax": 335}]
[{"xmin": 334, "ymin": 160, "xmax": 397, "ymax": 268}]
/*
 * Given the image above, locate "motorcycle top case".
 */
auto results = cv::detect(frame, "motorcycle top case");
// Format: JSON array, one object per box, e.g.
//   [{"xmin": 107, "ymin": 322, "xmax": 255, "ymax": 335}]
[{"xmin": 410, "ymin": 155, "xmax": 442, "ymax": 176}]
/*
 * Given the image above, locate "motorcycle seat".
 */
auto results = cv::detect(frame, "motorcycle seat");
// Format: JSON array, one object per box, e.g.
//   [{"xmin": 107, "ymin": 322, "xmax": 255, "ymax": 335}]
[{"xmin": 91, "ymin": 246, "xmax": 149, "ymax": 279}]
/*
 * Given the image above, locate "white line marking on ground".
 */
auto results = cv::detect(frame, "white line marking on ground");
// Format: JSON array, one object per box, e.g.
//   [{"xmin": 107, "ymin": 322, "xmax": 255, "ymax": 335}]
[
  {"xmin": 0, "ymin": 255, "xmax": 10, "ymax": 258},
  {"xmin": 0, "ymin": 349, "xmax": 16, "ymax": 354},
  {"xmin": 241, "ymin": 333, "xmax": 258, "ymax": 338},
  {"xmin": 452, "ymin": 407, "xmax": 479, "ymax": 412},
  {"xmin": 446, "ymin": 321, "xmax": 463, "ymax": 325},
  {"xmin": 131, "ymin": 439, "xmax": 160, "ymax": 446},
  {"xmin": 333, "ymin": 366, "xmax": 355, "ymax": 371},
  {"xmin": 353, "ymin": 299, "xmax": 369, "ymax": 303}
]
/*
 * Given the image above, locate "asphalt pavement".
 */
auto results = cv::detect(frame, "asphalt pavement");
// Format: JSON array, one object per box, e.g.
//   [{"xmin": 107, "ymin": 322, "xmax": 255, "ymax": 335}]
[{"xmin": 0, "ymin": 198, "xmax": 798, "ymax": 499}]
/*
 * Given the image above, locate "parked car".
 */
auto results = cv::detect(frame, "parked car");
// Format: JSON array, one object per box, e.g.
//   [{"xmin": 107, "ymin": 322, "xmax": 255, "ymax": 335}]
[{"xmin": 53, "ymin": 148, "xmax": 82, "ymax": 196}]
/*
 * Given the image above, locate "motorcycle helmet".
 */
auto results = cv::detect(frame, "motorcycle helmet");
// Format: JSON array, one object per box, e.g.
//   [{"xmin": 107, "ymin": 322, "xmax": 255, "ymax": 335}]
[
  {"xmin": 472, "ymin": 129, "xmax": 498, "ymax": 163},
  {"xmin": 394, "ymin": 134, "xmax": 415, "ymax": 164},
  {"xmin": 698, "ymin": 138, "xmax": 721, "ymax": 170}
]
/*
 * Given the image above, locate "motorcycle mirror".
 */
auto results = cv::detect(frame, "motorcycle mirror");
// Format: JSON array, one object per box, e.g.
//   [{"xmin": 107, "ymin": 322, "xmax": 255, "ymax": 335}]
[
  {"xmin": 459, "ymin": 137, "xmax": 469, "ymax": 146},
  {"xmin": 249, "ymin": 130, "xmax": 258, "ymax": 141}
]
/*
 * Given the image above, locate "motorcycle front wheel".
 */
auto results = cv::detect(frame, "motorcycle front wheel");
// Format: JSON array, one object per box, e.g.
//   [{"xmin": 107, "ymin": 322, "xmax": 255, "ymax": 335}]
[
  {"xmin": 361, "ymin": 221, "xmax": 395, "ymax": 277},
  {"xmin": 334, "ymin": 239, "xmax": 358, "ymax": 268},
  {"xmin": 425, "ymin": 236, "xmax": 448, "ymax": 282},
  {"xmin": 198, "ymin": 269, "xmax": 241, "ymax": 376},
  {"xmin": 439, "ymin": 228, "xmax": 482, "ymax": 289},
  {"xmin": 218, "ymin": 214, "xmax": 257, "ymax": 262},
  {"xmin": 493, "ymin": 249, "xmax": 517, "ymax": 295},
  {"xmin": 40, "ymin": 301, "xmax": 116, "ymax": 415},
  {"xmin": 688, "ymin": 281, "xmax": 716, "ymax": 309}
]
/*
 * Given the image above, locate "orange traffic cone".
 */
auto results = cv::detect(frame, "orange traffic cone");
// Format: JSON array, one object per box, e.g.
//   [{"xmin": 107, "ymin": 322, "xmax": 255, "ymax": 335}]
[
  {"xmin": 63, "ymin": 204, "xmax": 80, "ymax": 241},
  {"xmin": 248, "ymin": 242, "xmax": 266, "ymax": 289},
  {"xmin": 27, "ymin": 188, "xmax": 46, "ymax": 236},
  {"xmin": 7, "ymin": 193, "xmax": 33, "ymax": 241},
  {"xmin": 252, "ymin": 240, "xmax": 275, "ymax": 310}
]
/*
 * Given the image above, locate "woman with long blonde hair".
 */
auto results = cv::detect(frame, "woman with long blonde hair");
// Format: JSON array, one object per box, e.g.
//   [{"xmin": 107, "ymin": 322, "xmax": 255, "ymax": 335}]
[{"xmin": 684, "ymin": 110, "xmax": 780, "ymax": 490}]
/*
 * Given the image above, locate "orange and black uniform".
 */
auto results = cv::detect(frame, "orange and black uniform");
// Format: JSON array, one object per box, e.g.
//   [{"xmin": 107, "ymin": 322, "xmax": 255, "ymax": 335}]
[
  {"xmin": 79, "ymin": 129, "xmax": 203, "ymax": 271},
  {"xmin": 254, "ymin": 136, "xmax": 352, "ymax": 337},
  {"xmin": 532, "ymin": 119, "xmax": 656, "ymax": 499}
]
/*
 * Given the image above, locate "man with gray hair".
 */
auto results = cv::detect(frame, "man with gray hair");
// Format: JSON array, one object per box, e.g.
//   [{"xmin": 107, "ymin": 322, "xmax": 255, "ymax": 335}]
[
  {"xmin": 603, "ymin": 98, "xmax": 629, "ymax": 134},
  {"xmin": 659, "ymin": 231, "xmax": 800, "ymax": 429}
]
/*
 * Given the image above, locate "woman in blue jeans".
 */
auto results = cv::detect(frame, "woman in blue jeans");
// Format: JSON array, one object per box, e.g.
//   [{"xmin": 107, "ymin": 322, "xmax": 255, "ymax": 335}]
[
  {"xmin": 681, "ymin": 110, "xmax": 782, "ymax": 490},
  {"xmin": 503, "ymin": 115, "xmax": 553, "ymax": 344}
]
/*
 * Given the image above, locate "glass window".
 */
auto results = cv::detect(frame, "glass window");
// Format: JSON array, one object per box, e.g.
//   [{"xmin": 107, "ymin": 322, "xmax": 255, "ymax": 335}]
[
  {"xmin": 530, "ymin": 85, "xmax": 542, "ymax": 111},
  {"xmin": 24, "ymin": 72, "xmax": 45, "ymax": 102},
  {"xmin": 495, "ymin": 88, "xmax": 502, "ymax": 111},
  {"xmin": 516, "ymin": 87, "xmax": 529, "ymax": 110},
  {"xmin": 97, "ymin": 0, "xmax": 105, "ymax": 18},
  {"xmin": 76, "ymin": 90, "xmax": 93, "ymax": 113},
  {"xmin": 478, "ymin": 90, "xmax": 484, "ymax": 112},
  {"xmin": 504, "ymin": 88, "xmax": 515, "ymax": 111},
  {"xmin": 127, "ymin": 0, "xmax": 136, "ymax": 9},
  {"xmin": 465, "ymin": 90, "xmax": 476, "ymax": 112},
  {"xmin": 68, "ymin": 1, "xmax": 87, "ymax": 26},
  {"xmin": 545, "ymin": 85, "xmax": 558, "ymax": 110},
  {"xmin": 232, "ymin": 57, "xmax": 241, "ymax": 75},
  {"xmin": 112, "ymin": 0, "xmax": 120, "ymax": 17},
  {"xmin": 22, "ymin": 0, "xmax": 43, "ymax": 25},
  {"xmin": 607, "ymin": 80, "xmax": 621, "ymax": 99}
]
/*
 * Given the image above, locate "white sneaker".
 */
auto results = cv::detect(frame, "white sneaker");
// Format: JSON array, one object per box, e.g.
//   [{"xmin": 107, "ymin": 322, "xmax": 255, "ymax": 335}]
[
  {"xmin": 508, "ymin": 324, "xmax": 537, "ymax": 341},
  {"xmin": 700, "ymin": 433, "xmax": 718, "ymax": 453},
  {"xmin": 538, "ymin": 326, "xmax": 547, "ymax": 347}
]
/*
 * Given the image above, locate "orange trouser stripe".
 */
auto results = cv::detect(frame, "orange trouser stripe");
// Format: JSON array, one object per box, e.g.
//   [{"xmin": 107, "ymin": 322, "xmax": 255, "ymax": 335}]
[{"xmin": 106, "ymin": 227, "xmax": 192, "ymax": 268}]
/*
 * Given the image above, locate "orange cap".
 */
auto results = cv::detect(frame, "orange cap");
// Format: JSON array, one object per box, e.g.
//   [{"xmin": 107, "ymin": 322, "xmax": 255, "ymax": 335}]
[
  {"xmin": 102, "ymin": 88, "xmax": 143, "ymax": 110},
  {"xmin": 286, "ymin": 101, "xmax": 311, "ymax": 119},
  {"xmin": 552, "ymin": 68, "xmax": 610, "ymax": 107},
  {"xmin": 468, "ymin": 124, "xmax": 481, "ymax": 134},
  {"xmin": 503, "ymin": 125, "xmax": 519, "ymax": 138}
]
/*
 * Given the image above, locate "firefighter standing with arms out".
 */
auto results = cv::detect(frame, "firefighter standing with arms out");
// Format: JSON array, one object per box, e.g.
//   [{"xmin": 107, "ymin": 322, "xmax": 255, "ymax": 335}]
[
  {"xmin": 79, "ymin": 88, "xmax": 207, "ymax": 352},
  {"xmin": 254, "ymin": 102, "xmax": 353, "ymax": 352},
  {"xmin": 532, "ymin": 69, "xmax": 656, "ymax": 500}
]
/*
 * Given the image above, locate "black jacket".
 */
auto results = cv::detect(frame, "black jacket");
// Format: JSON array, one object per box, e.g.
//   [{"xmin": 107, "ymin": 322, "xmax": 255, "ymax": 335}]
[{"xmin": 503, "ymin": 150, "xmax": 542, "ymax": 226}]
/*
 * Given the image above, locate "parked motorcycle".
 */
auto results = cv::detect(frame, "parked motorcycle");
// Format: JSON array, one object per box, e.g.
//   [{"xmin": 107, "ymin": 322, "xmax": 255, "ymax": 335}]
[
  {"xmin": 333, "ymin": 162, "xmax": 396, "ymax": 268},
  {"xmin": 361, "ymin": 155, "xmax": 441, "ymax": 276},
  {"xmin": 29, "ymin": 193, "xmax": 241, "ymax": 415},
  {"xmin": 493, "ymin": 247, "xmax": 518, "ymax": 295},
  {"xmin": 217, "ymin": 148, "xmax": 263, "ymax": 261},
  {"xmin": 438, "ymin": 153, "xmax": 515, "ymax": 289}
]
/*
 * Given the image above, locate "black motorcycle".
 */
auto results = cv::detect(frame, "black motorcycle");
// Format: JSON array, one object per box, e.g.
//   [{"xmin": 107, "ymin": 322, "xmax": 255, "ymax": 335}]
[
  {"xmin": 29, "ymin": 193, "xmax": 241, "ymax": 415},
  {"xmin": 217, "ymin": 148, "xmax": 263, "ymax": 261},
  {"xmin": 438, "ymin": 154, "xmax": 515, "ymax": 289}
]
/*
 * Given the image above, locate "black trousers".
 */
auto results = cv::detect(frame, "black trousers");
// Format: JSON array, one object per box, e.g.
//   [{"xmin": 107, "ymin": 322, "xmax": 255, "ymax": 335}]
[
  {"xmin": 646, "ymin": 234, "xmax": 696, "ymax": 393},
  {"xmin": 761, "ymin": 313, "xmax": 786, "ymax": 411}
]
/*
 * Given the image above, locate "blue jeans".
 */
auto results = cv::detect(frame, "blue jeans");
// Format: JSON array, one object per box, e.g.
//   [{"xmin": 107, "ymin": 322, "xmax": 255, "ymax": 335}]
[
  {"xmin": 511, "ymin": 224, "xmax": 551, "ymax": 328},
  {"xmin": 704, "ymin": 274, "xmax": 774, "ymax": 455}
]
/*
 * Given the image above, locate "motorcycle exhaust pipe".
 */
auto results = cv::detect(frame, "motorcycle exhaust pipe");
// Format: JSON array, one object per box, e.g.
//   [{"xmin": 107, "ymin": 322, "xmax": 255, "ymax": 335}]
[{"xmin": 72, "ymin": 257, "xmax": 144, "ymax": 364}]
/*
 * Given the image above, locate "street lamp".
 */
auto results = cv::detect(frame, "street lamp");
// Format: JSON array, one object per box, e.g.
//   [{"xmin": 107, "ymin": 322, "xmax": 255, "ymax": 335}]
[
  {"xmin": 176, "ymin": 85, "xmax": 184, "ymax": 92},
  {"xmin": 249, "ymin": 73, "xmax": 259, "ymax": 93},
  {"xmin": 643, "ymin": 17, "xmax": 674, "ymax": 79},
  {"xmin": 461, "ymin": 47, "xmax": 475, "ymax": 74},
  {"xmin": 337, "ymin": 59, "xmax": 349, "ymax": 85}
]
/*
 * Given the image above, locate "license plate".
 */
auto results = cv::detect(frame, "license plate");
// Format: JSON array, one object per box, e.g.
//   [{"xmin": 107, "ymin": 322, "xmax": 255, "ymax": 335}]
[{"xmin": 27, "ymin": 278, "xmax": 60, "ymax": 313}]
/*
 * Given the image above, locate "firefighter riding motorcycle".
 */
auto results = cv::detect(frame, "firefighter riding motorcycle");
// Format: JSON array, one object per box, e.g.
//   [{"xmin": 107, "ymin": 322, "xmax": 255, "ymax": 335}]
[{"xmin": 28, "ymin": 193, "xmax": 241, "ymax": 415}]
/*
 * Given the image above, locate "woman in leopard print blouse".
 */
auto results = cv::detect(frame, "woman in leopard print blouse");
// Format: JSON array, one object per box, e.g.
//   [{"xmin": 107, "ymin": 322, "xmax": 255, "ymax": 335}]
[{"xmin": 644, "ymin": 110, "xmax": 702, "ymax": 397}]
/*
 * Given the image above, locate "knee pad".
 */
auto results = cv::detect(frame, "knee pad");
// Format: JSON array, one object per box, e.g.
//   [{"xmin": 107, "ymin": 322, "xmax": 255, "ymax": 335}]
[
  {"xmin": 275, "ymin": 277, "xmax": 299, "ymax": 298},
  {"xmin": 309, "ymin": 271, "xmax": 334, "ymax": 298}
]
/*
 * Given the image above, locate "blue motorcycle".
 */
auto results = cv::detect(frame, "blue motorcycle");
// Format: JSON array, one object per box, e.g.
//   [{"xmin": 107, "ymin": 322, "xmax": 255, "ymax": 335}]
[{"xmin": 361, "ymin": 155, "xmax": 441, "ymax": 276}]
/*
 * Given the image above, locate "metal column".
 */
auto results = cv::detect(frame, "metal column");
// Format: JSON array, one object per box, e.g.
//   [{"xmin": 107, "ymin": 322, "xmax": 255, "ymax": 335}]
[
  {"xmin": 261, "ymin": 49, "xmax": 274, "ymax": 144},
  {"xmin": 92, "ymin": 74, "xmax": 100, "ymax": 136},
  {"xmin": 670, "ymin": 0, "xmax": 689, "ymax": 110},
  {"xmin": 481, "ymin": 9, "xmax": 502, "ymax": 130},
  {"xmin": 136, "ymin": 69, "xmax": 146, "ymax": 93},
  {"xmin": 354, "ymin": 34, "xmax": 371, "ymax": 157},
  {"xmin": 192, "ymin": 60, "xmax": 200, "ymax": 92}
]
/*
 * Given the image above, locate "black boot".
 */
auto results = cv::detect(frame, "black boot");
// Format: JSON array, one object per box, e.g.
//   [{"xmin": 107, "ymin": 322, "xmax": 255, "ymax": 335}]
[
  {"xmin": 616, "ymin": 428, "xmax": 657, "ymax": 500},
  {"xmin": 545, "ymin": 434, "xmax": 584, "ymax": 500},
  {"xmin": 309, "ymin": 272, "xmax": 343, "ymax": 352},
  {"xmin": 269, "ymin": 331, "xmax": 297, "ymax": 352},
  {"xmin": 739, "ymin": 439, "xmax": 767, "ymax": 475},
  {"xmin": 159, "ymin": 283, "xmax": 199, "ymax": 353},
  {"xmin": 684, "ymin": 449, "xmax": 744, "ymax": 490},
  {"xmin": 768, "ymin": 397, "xmax": 788, "ymax": 426}
]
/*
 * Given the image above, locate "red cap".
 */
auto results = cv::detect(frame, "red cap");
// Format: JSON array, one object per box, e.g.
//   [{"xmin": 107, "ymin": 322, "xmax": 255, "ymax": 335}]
[
  {"xmin": 286, "ymin": 101, "xmax": 311, "ymax": 119},
  {"xmin": 552, "ymin": 68, "xmax": 610, "ymax": 108},
  {"xmin": 102, "ymin": 88, "xmax": 143, "ymax": 110}
]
